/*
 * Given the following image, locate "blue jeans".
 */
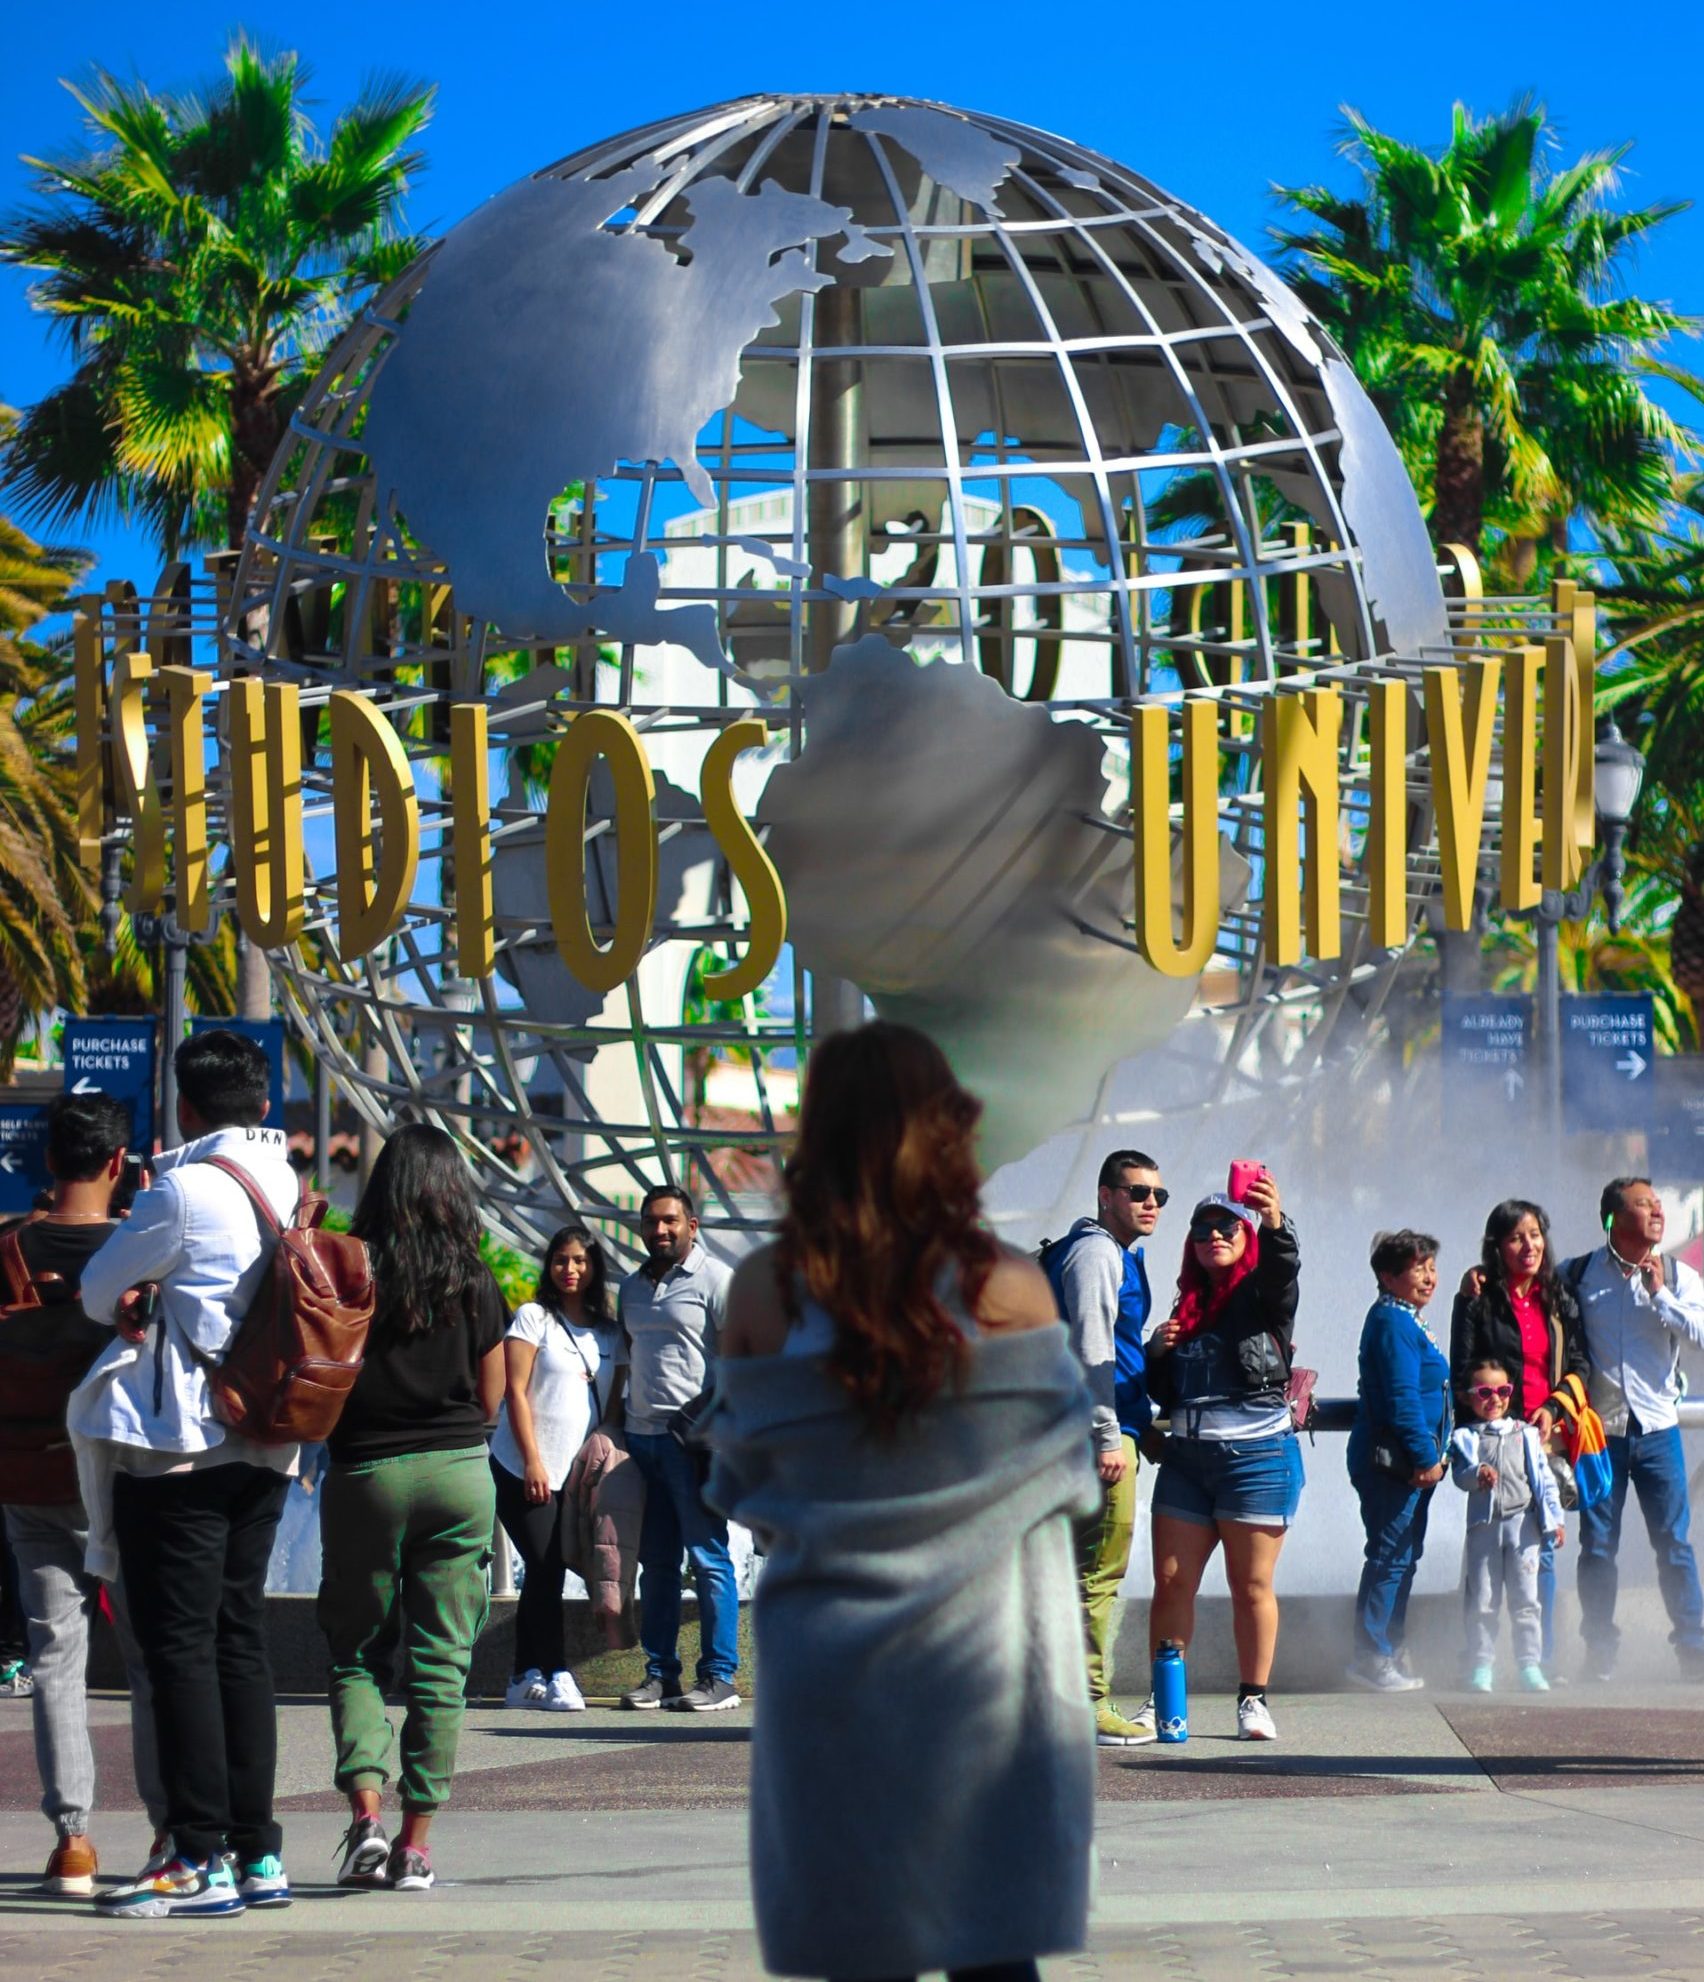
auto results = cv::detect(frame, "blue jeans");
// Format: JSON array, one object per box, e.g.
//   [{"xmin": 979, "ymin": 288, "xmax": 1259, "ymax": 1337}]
[
  {"xmin": 1352, "ymin": 1474, "xmax": 1433, "ymax": 1661},
  {"xmin": 626, "ymin": 1431, "xmax": 739, "ymax": 1685},
  {"xmin": 1576, "ymin": 1421, "xmax": 1704, "ymax": 1658},
  {"xmin": 1537, "ymin": 1533, "xmax": 1555, "ymax": 1664}
]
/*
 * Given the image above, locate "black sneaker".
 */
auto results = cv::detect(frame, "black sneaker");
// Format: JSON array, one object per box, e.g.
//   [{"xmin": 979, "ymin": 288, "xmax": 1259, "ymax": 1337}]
[
  {"xmin": 388, "ymin": 1842, "xmax": 433, "ymax": 1892},
  {"xmin": 336, "ymin": 1815, "xmax": 391, "ymax": 1888},
  {"xmin": 620, "ymin": 1675, "xmax": 685, "ymax": 1710},
  {"xmin": 668, "ymin": 1678, "xmax": 741, "ymax": 1712}
]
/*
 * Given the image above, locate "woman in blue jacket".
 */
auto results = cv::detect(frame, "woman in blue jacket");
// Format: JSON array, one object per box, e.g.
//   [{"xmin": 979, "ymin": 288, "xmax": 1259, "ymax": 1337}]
[{"xmin": 1345, "ymin": 1230, "xmax": 1452, "ymax": 1692}]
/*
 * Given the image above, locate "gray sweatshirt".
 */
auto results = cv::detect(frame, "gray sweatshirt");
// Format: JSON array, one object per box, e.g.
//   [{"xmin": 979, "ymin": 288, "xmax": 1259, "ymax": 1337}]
[{"xmin": 1053, "ymin": 1218, "xmax": 1125, "ymax": 1454}]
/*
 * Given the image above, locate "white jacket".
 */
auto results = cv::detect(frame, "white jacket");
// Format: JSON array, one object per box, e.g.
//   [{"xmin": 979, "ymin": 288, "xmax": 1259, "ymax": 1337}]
[{"xmin": 70, "ymin": 1125, "xmax": 302, "ymax": 1458}]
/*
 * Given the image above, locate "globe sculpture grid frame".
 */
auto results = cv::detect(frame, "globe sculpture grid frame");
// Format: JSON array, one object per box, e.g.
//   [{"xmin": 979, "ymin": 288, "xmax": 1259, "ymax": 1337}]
[{"xmin": 93, "ymin": 94, "xmax": 1566, "ymax": 1263}]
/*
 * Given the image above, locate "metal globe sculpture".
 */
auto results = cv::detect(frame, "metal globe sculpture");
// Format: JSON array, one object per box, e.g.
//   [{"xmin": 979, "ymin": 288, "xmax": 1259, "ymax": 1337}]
[{"xmin": 224, "ymin": 93, "xmax": 1464, "ymax": 1260}]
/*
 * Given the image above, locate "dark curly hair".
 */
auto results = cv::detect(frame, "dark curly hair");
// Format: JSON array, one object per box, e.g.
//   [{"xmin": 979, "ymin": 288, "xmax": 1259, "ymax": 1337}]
[
  {"xmin": 775, "ymin": 1021, "xmax": 998, "ymax": 1432},
  {"xmin": 351, "ymin": 1123, "xmax": 488, "ymax": 1337}
]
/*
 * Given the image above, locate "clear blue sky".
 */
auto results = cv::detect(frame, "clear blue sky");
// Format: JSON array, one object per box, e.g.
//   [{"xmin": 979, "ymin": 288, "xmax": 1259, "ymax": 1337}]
[{"xmin": 5, "ymin": 0, "xmax": 1703, "ymax": 591}]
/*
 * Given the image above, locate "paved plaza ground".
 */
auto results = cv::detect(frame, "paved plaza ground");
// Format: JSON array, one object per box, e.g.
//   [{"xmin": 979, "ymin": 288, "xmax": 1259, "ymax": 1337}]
[{"xmin": 4, "ymin": 1685, "xmax": 1704, "ymax": 1978}]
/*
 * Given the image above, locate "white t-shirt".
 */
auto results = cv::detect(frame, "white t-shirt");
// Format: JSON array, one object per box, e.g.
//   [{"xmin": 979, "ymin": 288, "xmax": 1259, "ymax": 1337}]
[{"xmin": 488, "ymin": 1303, "xmax": 616, "ymax": 1490}]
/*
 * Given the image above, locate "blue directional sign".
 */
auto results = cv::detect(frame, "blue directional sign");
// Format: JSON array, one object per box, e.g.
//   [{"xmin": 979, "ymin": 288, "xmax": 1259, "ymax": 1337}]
[
  {"xmin": 0, "ymin": 1103, "xmax": 51, "ymax": 1217},
  {"xmin": 1442, "ymin": 995, "xmax": 1534, "ymax": 1113},
  {"xmin": 190, "ymin": 1016, "xmax": 286, "ymax": 1122},
  {"xmin": 1561, "ymin": 993, "xmax": 1655, "ymax": 1134},
  {"xmin": 62, "ymin": 1018, "xmax": 157, "ymax": 1152}
]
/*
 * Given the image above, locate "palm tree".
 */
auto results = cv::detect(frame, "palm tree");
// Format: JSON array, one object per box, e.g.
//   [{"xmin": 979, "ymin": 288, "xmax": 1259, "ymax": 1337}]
[
  {"xmin": 0, "ymin": 35, "xmax": 433, "ymax": 556},
  {"xmin": 0, "ymin": 458, "xmax": 92, "ymax": 1072},
  {"xmin": 1274, "ymin": 102, "xmax": 1698, "ymax": 577}
]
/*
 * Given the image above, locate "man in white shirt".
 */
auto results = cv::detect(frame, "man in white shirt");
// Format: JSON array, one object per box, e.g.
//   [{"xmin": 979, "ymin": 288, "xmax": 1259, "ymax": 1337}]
[
  {"xmin": 70, "ymin": 1030, "xmax": 302, "ymax": 1916},
  {"xmin": 1570, "ymin": 1175, "xmax": 1704, "ymax": 1681},
  {"xmin": 610, "ymin": 1185, "xmax": 737, "ymax": 1713}
]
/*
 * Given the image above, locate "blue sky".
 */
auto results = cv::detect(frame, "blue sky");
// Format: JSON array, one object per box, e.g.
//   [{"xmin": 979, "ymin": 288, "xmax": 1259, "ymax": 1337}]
[{"xmin": 5, "ymin": 0, "xmax": 1704, "ymax": 590}]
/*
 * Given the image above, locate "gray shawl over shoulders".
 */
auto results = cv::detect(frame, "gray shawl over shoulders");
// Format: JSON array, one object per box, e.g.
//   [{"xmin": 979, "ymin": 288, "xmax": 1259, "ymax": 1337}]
[{"xmin": 706, "ymin": 1321, "xmax": 1099, "ymax": 1981}]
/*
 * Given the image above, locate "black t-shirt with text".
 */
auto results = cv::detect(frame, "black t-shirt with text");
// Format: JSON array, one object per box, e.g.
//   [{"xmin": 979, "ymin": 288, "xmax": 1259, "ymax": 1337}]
[{"xmin": 328, "ymin": 1265, "xmax": 507, "ymax": 1466}]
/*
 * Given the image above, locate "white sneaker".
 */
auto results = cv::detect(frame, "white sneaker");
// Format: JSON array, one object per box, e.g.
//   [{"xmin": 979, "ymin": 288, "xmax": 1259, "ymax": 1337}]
[
  {"xmin": 544, "ymin": 1669, "xmax": 586, "ymax": 1712},
  {"xmin": 1237, "ymin": 1695, "xmax": 1278, "ymax": 1741},
  {"xmin": 1345, "ymin": 1654, "xmax": 1423, "ymax": 1693},
  {"xmin": 505, "ymin": 1668, "xmax": 549, "ymax": 1709}
]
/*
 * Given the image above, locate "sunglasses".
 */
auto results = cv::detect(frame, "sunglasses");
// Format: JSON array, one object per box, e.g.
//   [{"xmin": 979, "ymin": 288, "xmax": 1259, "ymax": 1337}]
[
  {"xmin": 1471, "ymin": 1384, "xmax": 1514, "ymax": 1402},
  {"xmin": 1190, "ymin": 1217, "xmax": 1242, "ymax": 1242},
  {"xmin": 1114, "ymin": 1184, "xmax": 1169, "ymax": 1207}
]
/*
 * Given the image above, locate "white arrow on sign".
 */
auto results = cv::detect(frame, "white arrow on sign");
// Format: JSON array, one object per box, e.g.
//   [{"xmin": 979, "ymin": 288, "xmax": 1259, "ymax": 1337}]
[
  {"xmin": 1618, "ymin": 1050, "xmax": 1648, "ymax": 1080},
  {"xmin": 1504, "ymin": 1067, "xmax": 1525, "ymax": 1100},
  {"xmin": 0, "ymin": 1153, "xmax": 16, "ymax": 1174},
  {"xmin": 70, "ymin": 1076, "xmax": 98, "ymax": 1094}
]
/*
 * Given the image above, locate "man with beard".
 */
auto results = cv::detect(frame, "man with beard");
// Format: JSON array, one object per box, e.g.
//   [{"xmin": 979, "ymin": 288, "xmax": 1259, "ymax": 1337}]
[{"xmin": 610, "ymin": 1186, "xmax": 736, "ymax": 1711}]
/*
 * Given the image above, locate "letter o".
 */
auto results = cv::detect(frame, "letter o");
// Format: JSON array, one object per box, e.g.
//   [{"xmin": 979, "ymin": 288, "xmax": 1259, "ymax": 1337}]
[{"xmin": 545, "ymin": 711, "xmax": 658, "ymax": 994}]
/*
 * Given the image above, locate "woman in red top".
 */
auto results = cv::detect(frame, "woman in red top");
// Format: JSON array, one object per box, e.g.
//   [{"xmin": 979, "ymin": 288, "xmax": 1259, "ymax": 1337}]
[{"xmin": 1450, "ymin": 1198, "xmax": 1589, "ymax": 1670}]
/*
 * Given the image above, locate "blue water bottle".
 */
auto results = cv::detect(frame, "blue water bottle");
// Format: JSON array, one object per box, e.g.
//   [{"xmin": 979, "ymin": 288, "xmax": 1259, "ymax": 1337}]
[{"xmin": 1153, "ymin": 1640, "xmax": 1188, "ymax": 1743}]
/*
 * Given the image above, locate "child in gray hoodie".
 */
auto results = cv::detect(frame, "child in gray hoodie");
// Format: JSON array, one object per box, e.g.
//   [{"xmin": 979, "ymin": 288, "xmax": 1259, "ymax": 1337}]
[{"xmin": 1449, "ymin": 1356, "xmax": 1565, "ymax": 1693}]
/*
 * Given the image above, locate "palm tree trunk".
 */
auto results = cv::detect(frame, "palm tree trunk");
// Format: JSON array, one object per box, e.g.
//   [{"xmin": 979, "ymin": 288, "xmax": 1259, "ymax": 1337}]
[
  {"xmin": 1433, "ymin": 374, "xmax": 1485, "ymax": 553},
  {"xmin": 226, "ymin": 364, "xmax": 279, "ymax": 552},
  {"xmin": 237, "ymin": 934, "xmax": 271, "ymax": 1020}
]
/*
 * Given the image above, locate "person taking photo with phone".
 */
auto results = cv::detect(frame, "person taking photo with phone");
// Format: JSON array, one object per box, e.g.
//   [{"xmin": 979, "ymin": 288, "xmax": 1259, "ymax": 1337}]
[{"xmin": 1144, "ymin": 1165, "xmax": 1301, "ymax": 1741}]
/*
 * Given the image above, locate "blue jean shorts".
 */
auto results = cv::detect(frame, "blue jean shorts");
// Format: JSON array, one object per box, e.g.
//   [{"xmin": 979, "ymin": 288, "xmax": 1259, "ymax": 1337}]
[{"xmin": 1151, "ymin": 1432, "xmax": 1305, "ymax": 1529}]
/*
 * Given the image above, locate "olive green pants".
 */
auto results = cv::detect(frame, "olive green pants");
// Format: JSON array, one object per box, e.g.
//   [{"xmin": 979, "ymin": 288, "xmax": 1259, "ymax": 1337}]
[
  {"xmin": 1075, "ymin": 1434, "xmax": 1138, "ymax": 1702},
  {"xmin": 319, "ymin": 1445, "xmax": 494, "ymax": 1812}
]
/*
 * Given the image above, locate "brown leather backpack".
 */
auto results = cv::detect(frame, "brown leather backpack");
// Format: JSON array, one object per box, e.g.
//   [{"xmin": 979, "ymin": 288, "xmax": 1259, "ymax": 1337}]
[
  {"xmin": 0, "ymin": 1217, "xmax": 112, "ymax": 1504},
  {"xmin": 198, "ymin": 1156, "xmax": 375, "ymax": 1443}
]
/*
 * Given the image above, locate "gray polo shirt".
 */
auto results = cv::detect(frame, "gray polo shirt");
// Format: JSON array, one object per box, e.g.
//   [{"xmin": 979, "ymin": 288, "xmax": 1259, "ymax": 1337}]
[{"xmin": 617, "ymin": 1241, "xmax": 733, "ymax": 1436}]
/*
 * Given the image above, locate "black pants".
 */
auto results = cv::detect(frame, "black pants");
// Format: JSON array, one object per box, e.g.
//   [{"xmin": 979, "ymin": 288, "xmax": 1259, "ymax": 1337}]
[
  {"xmin": 0, "ymin": 1529, "xmax": 25, "ymax": 1663},
  {"xmin": 491, "ymin": 1458, "xmax": 568, "ymax": 1678},
  {"xmin": 113, "ymin": 1461, "xmax": 290, "ymax": 1862}
]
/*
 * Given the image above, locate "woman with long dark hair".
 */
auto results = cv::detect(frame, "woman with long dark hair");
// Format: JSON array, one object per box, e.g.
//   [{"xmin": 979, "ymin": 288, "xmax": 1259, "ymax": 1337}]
[
  {"xmin": 1450, "ymin": 1198, "xmax": 1589, "ymax": 1670},
  {"xmin": 489, "ymin": 1222, "xmax": 616, "ymax": 1711},
  {"xmin": 319, "ymin": 1125, "xmax": 507, "ymax": 1895},
  {"xmin": 709, "ymin": 1021, "xmax": 1098, "ymax": 1982}
]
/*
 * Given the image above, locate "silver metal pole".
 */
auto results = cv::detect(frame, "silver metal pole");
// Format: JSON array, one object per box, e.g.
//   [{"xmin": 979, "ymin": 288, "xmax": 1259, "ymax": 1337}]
[
  {"xmin": 807, "ymin": 282, "xmax": 870, "ymax": 1039},
  {"xmin": 1536, "ymin": 906, "xmax": 1563, "ymax": 1169},
  {"xmin": 160, "ymin": 929, "xmax": 187, "ymax": 1150},
  {"xmin": 314, "ymin": 1050, "xmax": 332, "ymax": 1193}
]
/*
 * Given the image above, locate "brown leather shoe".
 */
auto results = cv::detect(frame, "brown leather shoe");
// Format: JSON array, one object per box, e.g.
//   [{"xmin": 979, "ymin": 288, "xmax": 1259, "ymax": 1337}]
[{"xmin": 43, "ymin": 1834, "xmax": 98, "ymax": 1896}]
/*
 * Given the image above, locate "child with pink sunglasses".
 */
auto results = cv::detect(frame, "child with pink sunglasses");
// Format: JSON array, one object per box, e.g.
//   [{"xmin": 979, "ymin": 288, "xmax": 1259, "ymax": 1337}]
[{"xmin": 1449, "ymin": 1357, "xmax": 1566, "ymax": 1692}]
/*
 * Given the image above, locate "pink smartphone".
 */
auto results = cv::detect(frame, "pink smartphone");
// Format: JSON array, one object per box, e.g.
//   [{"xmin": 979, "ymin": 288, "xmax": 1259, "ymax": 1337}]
[{"xmin": 1227, "ymin": 1160, "xmax": 1268, "ymax": 1203}]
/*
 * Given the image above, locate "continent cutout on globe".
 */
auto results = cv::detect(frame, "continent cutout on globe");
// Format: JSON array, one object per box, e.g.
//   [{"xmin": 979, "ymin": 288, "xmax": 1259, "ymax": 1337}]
[
  {"xmin": 361, "ymin": 161, "xmax": 888, "ymax": 649},
  {"xmin": 846, "ymin": 105, "xmax": 1022, "ymax": 214},
  {"xmin": 757, "ymin": 637, "xmax": 1250, "ymax": 1167}
]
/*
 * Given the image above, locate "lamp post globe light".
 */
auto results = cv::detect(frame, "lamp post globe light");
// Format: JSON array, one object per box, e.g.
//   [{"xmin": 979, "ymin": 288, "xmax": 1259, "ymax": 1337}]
[
  {"xmin": 1532, "ymin": 715, "xmax": 1649, "ymax": 1150},
  {"xmin": 1591, "ymin": 716, "xmax": 1647, "ymax": 936}
]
